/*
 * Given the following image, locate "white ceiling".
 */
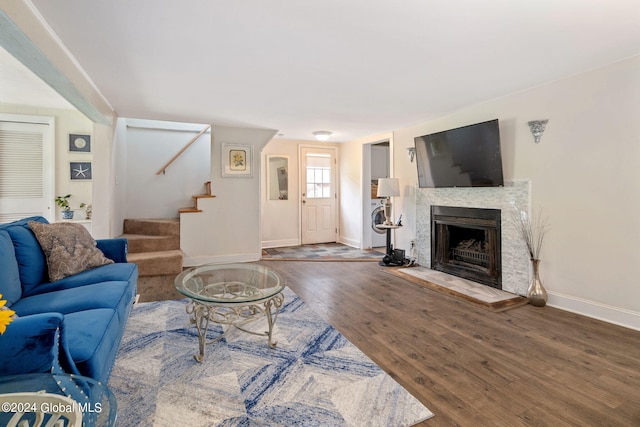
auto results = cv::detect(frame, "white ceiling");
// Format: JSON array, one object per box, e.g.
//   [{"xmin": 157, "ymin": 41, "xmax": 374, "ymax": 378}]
[{"xmin": 8, "ymin": 0, "xmax": 640, "ymax": 141}]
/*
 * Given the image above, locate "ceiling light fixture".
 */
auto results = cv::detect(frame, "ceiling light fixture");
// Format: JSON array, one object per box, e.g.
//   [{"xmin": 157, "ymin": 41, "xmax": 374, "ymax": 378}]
[{"xmin": 312, "ymin": 131, "xmax": 332, "ymax": 142}]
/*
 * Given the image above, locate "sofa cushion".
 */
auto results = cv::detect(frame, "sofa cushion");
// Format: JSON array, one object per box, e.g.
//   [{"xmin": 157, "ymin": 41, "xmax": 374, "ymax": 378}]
[
  {"xmin": 1, "ymin": 216, "xmax": 48, "ymax": 295},
  {"xmin": 64, "ymin": 308, "xmax": 121, "ymax": 382},
  {"xmin": 28, "ymin": 221, "xmax": 113, "ymax": 282},
  {"xmin": 25, "ymin": 262, "xmax": 138, "ymax": 297},
  {"xmin": 11, "ymin": 281, "xmax": 135, "ymax": 323},
  {"xmin": 0, "ymin": 230, "xmax": 21, "ymax": 306}
]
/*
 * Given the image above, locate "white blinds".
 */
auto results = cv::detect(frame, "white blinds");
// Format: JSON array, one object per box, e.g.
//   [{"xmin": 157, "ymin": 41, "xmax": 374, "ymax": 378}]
[{"xmin": 0, "ymin": 129, "xmax": 44, "ymax": 198}]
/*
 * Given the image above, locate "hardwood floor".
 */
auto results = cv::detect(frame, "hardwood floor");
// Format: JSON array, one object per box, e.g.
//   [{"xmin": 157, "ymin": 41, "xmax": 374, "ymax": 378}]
[{"xmin": 257, "ymin": 260, "xmax": 640, "ymax": 426}]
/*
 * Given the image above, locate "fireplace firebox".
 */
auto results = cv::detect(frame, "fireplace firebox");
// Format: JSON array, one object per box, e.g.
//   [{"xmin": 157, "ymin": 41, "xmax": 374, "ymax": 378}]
[{"xmin": 431, "ymin": 206, "xmax": 501, "ymax": 289}]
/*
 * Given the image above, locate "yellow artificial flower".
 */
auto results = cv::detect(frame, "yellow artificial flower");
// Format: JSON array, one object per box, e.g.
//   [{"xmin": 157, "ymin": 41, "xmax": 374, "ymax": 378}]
[{"xmin": 0, "ymin": 294, "xmax": 15, "ymax": 334}]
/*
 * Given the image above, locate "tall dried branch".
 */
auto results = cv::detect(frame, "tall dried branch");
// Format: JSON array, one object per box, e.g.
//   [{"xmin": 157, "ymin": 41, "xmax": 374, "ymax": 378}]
[{"xmin": 511, "ymin": 208, "xmax": 550, "ymax": 260}]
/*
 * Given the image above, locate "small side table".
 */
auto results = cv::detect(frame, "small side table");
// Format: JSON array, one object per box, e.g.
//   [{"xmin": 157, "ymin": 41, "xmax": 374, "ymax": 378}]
[
  {"xmin": 375, "ymin": 224, "xmax": 404, "ymax": 266},
  {"xmin": 0, "ymin": 373, "xmax": 116, "ymax": 426}
]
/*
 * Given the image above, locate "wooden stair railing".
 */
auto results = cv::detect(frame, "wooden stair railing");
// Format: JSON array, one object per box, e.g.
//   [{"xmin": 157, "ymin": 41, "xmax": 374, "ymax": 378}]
[{"xmin": 156, "ymin": 125, "xmax": 211, "ymax": 175}]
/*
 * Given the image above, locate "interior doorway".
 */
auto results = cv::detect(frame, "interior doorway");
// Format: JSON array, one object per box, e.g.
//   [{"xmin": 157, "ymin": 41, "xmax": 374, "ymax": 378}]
[
  {"xmin": 300, "ymin": 146, "xmax": 337, "ymax": 244},
  {"xmin": 363, "ymin": 140, "xmax": 390, "ymax": 249}
]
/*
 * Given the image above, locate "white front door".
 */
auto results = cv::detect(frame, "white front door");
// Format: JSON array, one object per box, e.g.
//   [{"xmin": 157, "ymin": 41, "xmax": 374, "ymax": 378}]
[
  {"xmin": 0, "ymin": 117, "xmax": 54, "ymax": 223},
  {"xmin": 300, "ymin": 146, "xmax": 337, "ymax": 244}
]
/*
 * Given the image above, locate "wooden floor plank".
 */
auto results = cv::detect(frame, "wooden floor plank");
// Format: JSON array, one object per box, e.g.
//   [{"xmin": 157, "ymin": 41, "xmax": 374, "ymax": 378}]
[{"xmin": 149, "ymin": 260, "xmax": 640, "ymax": 425}]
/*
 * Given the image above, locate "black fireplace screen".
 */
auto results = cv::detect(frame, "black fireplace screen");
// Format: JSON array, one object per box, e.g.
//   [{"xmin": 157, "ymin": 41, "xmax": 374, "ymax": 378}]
[{"xmin": 431, "ymin": 206, "xmax": 501, "ymax": 289}]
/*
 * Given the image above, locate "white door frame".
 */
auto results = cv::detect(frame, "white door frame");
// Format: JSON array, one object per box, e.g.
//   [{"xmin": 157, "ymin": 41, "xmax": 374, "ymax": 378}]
[
  {"xmin": 298, "ymin": 144, "xmax": 339, "ymax": 245},
  {"xmin": 0, "ymin": 113, "xmax": 55, "ymax": 222}
]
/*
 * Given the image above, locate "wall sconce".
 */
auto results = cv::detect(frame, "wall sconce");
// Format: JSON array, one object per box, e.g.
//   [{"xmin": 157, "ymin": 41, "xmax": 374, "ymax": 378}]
[
  {"xmin": 527, "ymin": 120, "xmax": 549, "ymax": 143},
  {"xmin": 312, "ymin": 131, "xmax": 332, "ymax": 142},
  {"xmin": 407, "ymin": 147, "xmax": 416, "ymax": 162}
]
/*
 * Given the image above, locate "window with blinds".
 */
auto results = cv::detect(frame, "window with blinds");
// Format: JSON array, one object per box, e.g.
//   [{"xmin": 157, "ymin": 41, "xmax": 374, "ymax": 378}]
[
  {"xmin": 0, "ymin": 129, "xmax": 44, "ymax": 198},
  {"xmin": 0, "ymin": 119, "xmax": 51, "ymax": 224}
]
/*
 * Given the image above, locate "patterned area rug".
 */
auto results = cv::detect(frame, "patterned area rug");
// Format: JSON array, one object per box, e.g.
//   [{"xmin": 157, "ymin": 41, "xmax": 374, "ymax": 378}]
[
  {"xmin": 262, "ymin": 243, "xmax": 385, "ymax": 261},
  {"xmin": 110, "ymin": 287, "xmax": 433, "ymax": 426}
]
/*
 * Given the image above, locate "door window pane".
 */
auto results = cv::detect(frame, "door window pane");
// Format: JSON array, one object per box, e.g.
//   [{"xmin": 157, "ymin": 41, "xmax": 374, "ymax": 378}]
[
  {"xmin": 306, "ymin": 153, "xmax": 332, "ymax": 199},
  {"xmin": 306, "ymin": 167, "xmax": 331, "ymax": 199}
]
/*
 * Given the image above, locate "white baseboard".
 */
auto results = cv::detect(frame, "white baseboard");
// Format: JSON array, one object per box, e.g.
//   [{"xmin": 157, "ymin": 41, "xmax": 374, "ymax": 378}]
[
  {"xmin": 548, "ymin": 291, "xmax": 640, "ymax": 332},
  {"xmin": 182, "ymin": 252, "xmax": 261, "ymax": 267},
  {"xmin": 338, "ymin": 236, "xmax": 360, "ymax": 248},
  {"xmin": 261, "ymin": 238, "xmax": 299, "ymax": 249}
]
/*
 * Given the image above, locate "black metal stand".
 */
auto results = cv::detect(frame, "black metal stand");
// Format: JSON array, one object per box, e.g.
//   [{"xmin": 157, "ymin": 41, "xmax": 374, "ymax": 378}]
[{"xmin": 376, "ymin": 224, "xmax": 404, "ymax": 267}]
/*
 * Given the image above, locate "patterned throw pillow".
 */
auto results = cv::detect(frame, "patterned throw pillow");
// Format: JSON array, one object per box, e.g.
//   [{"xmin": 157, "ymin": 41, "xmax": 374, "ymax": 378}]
[{"xmin": 28, "ymin": 221, "xmax": 114, "ymax": 282}]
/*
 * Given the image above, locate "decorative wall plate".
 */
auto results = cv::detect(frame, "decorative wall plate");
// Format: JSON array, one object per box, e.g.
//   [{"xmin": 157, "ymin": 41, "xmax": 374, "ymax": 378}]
[{"xmin": 69, "ymin": 134, "xmax": 91, "ymax": 152}]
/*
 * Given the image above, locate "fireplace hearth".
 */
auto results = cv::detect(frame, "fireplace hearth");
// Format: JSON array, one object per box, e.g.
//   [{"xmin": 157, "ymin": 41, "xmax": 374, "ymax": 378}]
[{"xmin": 431, "ymin": 206, "xmax": 501, "ymax": 289}]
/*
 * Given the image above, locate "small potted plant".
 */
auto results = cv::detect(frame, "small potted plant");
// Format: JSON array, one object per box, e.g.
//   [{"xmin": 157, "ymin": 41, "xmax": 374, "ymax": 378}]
[{"xmin": 55, "ymin": 194, "xmax": 74, "ymax": 219}]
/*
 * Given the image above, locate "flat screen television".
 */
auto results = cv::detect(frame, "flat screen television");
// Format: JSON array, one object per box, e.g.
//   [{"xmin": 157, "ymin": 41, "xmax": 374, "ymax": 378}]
[{"xmin": 414, "ymin": 119, "xmax": 504, "ymax": 188}]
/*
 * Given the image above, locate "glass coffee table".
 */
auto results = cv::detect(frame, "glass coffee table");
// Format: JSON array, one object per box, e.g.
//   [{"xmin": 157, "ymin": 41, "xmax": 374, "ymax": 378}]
[{"xmin": 174, "ymin": 263, "xmax": 285, "ymax": 362}]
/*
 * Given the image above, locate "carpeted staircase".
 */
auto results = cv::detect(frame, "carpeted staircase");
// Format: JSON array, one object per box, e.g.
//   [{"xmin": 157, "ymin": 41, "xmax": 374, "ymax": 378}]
[{"xmin": 122, "ymin": 218, "xmax": 184, "ymax": 302}]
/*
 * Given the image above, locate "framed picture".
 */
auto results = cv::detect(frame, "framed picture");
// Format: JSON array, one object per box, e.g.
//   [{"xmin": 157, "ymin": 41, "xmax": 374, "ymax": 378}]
[
  {"xmin": 69, "ymin": 134, "xmax": 91, "ymax": 152},
  {"xmin": 70, "ymin": 162, "xmax": 92, "ymax": 180},
  {"xmin": 222, "ymin": 143, "xmax": 253, "ymax": 177}
]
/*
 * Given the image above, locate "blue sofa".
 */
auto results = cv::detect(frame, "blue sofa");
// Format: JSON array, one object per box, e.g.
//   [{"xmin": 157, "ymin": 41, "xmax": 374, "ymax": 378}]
[{"xmin": 0, "ymin": 216, "xmax": 138, "ymax": 383}]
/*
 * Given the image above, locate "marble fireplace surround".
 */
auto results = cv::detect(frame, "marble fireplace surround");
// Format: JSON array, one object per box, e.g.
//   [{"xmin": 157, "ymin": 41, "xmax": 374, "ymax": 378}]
[{"xmin": 415, "ymin": 180, "xmax": 531, "ymax": 296}]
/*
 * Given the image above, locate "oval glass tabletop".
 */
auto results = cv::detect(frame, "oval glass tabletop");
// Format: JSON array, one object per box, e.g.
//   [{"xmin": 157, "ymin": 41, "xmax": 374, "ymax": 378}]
[{"xmin": 174, "ymin": 263, "xmax": 285, "ymax": 304}]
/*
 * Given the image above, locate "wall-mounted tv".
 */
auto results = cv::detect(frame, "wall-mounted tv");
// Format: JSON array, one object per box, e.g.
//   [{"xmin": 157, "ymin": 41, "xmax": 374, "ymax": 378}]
[{"xmin": 414, "ymin": 119, "xmax": 504, "ymax": 188}]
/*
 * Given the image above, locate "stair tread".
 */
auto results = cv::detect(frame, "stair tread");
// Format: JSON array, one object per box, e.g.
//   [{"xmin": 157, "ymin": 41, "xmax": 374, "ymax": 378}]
[
  {"xmin": 121, "ymin": 233, "xmax": 176, "ymax": 240},
  {"xmin": 122, "ymin": 217, "xmax": 183, "ymax": 276},
  {"xmin": 128, "ymin": 250, "xmax": 183, "ymax": 261},
  {"xmin": 128, "ymin": 249, "xmax": 183, "ymax": 277},
  {"xmin": 123, "ymin": 218, "xmax": 180, "ymax": 236},
  {"xmin": 126, "ymin": 218, "xmax": 180, "ymax": 222}
]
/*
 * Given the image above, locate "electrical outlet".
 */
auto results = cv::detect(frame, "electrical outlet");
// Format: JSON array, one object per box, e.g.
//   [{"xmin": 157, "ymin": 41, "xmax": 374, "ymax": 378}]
[{"xmin": 410, "ymin": 240, "xmax": 415, "ymax": 249}]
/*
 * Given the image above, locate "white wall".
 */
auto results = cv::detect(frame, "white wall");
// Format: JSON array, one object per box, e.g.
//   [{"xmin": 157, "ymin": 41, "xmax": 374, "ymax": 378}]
[
  {"xmin": 122, "ymin": 119, "xmax": 212, "ymax": 219},
  {"xmin": 261, "ymin": 138, "xmax": 341, "ymax": 248},
  {"xmin": 261, "ymin": 138, "xmax": 300, "ymax": 248},
  {"xmin": 110, "ymin": 118, "xmax": 128, "ymax": 237},
  {"xmin": 339, "ymin": 132, "xmax": 394, "ymax": 248},
  {"xmin": 180, "ymin": 125, "xmax": 277, "ymax": 265},
  {"xmin": 91, "ymin": 119, "xmax": 116, "ymax": 238},
  {"xmin": 389, "ymin": 55, "xmax": 640, "ymax": 329}
]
